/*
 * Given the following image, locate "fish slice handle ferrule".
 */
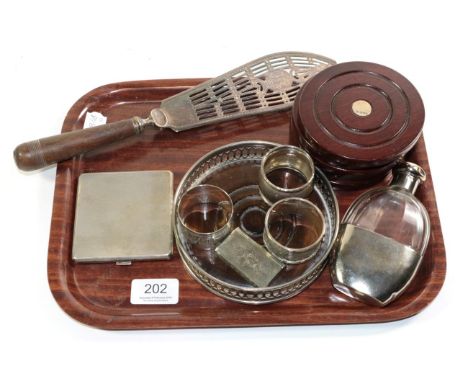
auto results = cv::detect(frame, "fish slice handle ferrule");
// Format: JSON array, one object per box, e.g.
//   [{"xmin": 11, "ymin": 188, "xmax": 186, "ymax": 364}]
[{"xmin": 14, "ymin": 116, "xmax": 154, "ymax": 171}]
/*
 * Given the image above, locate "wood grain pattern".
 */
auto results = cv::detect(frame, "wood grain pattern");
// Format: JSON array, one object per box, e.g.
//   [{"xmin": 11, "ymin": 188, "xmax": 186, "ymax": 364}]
[{"xmin": 47, "ymin": 79, "xmax": 446, "ymax": 330}]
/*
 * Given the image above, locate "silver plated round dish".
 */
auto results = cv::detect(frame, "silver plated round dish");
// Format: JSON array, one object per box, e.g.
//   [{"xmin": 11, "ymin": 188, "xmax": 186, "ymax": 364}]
[{"xmin": 174, "ymin": 141, "xmax": 339, "ymax": 304}]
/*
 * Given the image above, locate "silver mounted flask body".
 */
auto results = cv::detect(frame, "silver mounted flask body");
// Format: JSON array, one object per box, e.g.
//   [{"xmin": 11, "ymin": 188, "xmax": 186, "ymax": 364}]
[{"xmin": 331, "ymin": 162, "xmax": 431, "ymax": 307}]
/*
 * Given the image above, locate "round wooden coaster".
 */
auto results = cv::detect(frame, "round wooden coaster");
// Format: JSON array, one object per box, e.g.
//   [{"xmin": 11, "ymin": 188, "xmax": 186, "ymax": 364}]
[
  {"xmin": 290, "ymin": 120, "xmax": 395, "ymax": 188},
  {"xmin": 291, "ymin": 120, "xmax": 398, "ymax": 176},
  {"xmin": 294, "ymin": 62, "xmax": 425, "ymax": 167},
  {"xmin": 328, "ymin": 170, "xmax": 393, "ymax": 190}
]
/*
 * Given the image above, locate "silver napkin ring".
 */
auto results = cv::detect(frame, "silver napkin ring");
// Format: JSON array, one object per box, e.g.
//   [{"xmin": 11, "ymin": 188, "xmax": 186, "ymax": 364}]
[
  {"xmin": 259, "ymin": 145, "xmax": 315, "ymax": 205},
  {"xmin": 177, "ymin": 184, "xmax": 233, "ymax": 250},
  {"xmin": 263, "ymin": 197, "xmax": 325, "ymax": 264}
]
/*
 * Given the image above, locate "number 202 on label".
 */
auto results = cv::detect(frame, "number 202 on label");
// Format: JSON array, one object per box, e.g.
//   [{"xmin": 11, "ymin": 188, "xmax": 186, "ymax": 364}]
[{"xmin": 130, "ymin": 279, "xmax": 179, "ymax": 305}]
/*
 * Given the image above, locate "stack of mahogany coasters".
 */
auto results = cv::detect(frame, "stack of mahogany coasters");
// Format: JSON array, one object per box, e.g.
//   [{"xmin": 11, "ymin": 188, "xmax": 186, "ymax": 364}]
[{"xmin": 290, "ymin": 61, "xmax": 425, "ymax": 189}]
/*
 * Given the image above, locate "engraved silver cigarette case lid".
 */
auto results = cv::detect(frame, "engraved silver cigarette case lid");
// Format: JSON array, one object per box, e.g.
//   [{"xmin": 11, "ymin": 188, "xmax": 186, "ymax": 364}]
[
  {"xmin": 72, "ymin": 170, "xmax": 173, "ymax": 263},
  {"xmin": 331, "ymin": 162, "xmax": 430, "ymax": 307}
]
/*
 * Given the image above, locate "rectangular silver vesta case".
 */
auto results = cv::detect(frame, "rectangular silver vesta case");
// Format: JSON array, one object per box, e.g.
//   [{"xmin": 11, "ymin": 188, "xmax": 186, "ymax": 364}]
[{"xmin": 72, "ymin": 170, "xmax": 173, "ymax": 263}]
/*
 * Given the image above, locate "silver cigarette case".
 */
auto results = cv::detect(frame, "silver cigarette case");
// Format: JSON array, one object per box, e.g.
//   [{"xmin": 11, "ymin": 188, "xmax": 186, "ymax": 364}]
[{"xmin": 72, "ymin": 170, "xmax": 173, "ymax": 263}]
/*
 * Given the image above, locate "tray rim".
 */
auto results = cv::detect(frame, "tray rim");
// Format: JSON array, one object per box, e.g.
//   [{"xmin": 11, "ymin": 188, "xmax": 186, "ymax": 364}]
[{"xmin": 46, "ymin": 78, "xmax": 447, "ymax": 330}]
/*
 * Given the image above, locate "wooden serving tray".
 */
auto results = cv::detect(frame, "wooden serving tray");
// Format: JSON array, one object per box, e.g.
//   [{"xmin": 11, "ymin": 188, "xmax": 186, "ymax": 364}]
[{"xmin": 48, "ymin": 79, "xmax": 446, "ymax": 330}]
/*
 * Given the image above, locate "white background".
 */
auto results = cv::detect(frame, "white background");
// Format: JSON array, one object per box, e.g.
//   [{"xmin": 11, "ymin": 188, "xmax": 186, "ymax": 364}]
[{"xmin": 1, "ymin": 1, "xmax": 466, "ymax": 381}]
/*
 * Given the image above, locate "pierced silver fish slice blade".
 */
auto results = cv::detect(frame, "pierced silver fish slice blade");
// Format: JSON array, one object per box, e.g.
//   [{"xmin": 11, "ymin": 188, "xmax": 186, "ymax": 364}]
[{"xmin": 151, "ymin": 52, "xmax": 336, "ymax": 131}]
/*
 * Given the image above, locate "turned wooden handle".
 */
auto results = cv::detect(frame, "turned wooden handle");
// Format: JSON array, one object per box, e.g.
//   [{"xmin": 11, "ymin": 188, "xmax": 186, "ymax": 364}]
[{"xmin": 14, "ymin": 117, "xmax": 151, "ymax": 171}]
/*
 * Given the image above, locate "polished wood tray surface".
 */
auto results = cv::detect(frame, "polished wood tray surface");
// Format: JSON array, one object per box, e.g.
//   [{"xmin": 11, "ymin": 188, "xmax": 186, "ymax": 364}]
[{"xmin": 48, "ymin": 79, "xmax": 446, "ymax": 330}]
